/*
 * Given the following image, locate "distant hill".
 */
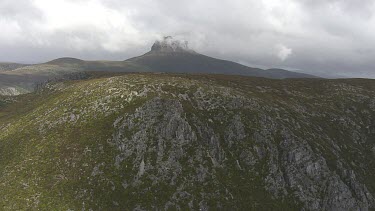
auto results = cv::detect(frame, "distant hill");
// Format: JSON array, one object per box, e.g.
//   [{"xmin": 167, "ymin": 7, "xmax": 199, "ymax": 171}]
[
  {"xmin": 45, "ymin": 57, "xmax": 85, "ymax": 65},
  {"xmin": 0, "ymin": 63, "xmax": 29, "ymax": 72},
  {"xmin": 0, "ymin": 37, "xmax": 318, "ymax": 96},
  {"xmin": 127, "ymin": 36, "xmax": 317, "ymax": 79}
]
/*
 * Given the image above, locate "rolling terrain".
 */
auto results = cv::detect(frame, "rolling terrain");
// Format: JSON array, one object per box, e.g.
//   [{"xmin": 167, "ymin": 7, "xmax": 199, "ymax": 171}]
[
  {"xmin": 0, "ymin": 37, "xmax": 317, "ymax": 96},
  {"xmin": 0, "ymin": 72, "xmax": 374, "ymax": 210},
  {"xmin": 0, "ymin": 63, "xmax": 29, "ymax": 72}
]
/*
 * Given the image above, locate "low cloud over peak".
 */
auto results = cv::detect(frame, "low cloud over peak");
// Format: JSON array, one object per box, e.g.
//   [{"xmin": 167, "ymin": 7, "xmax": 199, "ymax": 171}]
[{"xmin": 0, "ymin": 0, "xmax": 374, "ymax": 78}]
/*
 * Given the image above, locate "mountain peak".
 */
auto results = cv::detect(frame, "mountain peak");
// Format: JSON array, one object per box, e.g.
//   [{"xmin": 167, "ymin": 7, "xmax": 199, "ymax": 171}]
[{"xmin": 151, "ymin": 36, "xmax": 196, "ymax": 53}]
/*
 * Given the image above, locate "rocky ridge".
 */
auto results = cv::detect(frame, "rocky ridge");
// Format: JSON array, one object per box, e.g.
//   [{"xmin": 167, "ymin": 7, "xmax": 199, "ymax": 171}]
[{"xmin": 0, "ymin": 73, "xmax": 374, "ymax": 210}]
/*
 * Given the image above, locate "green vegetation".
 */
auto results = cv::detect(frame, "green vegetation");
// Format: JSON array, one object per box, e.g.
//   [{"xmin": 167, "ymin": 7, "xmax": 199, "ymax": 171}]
[{"xmin": 0, "ymin": 73, "xmax": 374, "ymax": 210}]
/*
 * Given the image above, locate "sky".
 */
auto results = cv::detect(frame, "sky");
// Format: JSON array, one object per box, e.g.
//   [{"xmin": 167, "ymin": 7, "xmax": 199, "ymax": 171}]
[{"xmin": 1, "ymin": 0, "xmax": 375, "ymax": 78}]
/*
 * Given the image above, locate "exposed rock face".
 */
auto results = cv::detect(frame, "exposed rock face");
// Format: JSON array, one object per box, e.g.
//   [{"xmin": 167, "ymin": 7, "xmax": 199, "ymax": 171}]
[
  {"xmin": 0, "ymin": 73, "xmax": 374, "ymax": 210},
  {"xmin": 151, "ymin": 36, "xmax": 196, "ymax": 53}
]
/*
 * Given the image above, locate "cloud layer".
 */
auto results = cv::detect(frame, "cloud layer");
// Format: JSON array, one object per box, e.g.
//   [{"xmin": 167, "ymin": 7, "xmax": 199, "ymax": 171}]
[{"xmin": 1, "ymin": 0, "xmax": 375, "ymax": 78}]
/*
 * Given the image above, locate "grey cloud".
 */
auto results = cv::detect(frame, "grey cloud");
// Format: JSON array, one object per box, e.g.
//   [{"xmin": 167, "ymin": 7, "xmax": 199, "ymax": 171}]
[
  {"xmin": 299, "ymin": 0, "xmax": 375, "ymax": 18},
  {"xmin": 0, "ymin": 0, "xmax": 39, "ymax": 18},
  {"xmin": 0, "ymin": 0, "xmax": 374, "ymax": 78}
]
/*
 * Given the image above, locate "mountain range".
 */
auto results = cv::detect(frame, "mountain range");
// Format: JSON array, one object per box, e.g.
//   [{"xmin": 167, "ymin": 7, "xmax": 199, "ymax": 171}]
[{"xmin": 0, "ymin": 37, "xmax": 316, "ymax": 96}]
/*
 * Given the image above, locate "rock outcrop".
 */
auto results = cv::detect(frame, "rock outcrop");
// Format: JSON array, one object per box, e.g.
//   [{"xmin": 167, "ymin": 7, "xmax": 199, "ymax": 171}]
[
  {"xmin": 151, "ymin": 36, "xmax": 196, "ymax": 53},
  {"xmin": 0, "ymin": 73, "xmax": 374, "ymax": 210}
]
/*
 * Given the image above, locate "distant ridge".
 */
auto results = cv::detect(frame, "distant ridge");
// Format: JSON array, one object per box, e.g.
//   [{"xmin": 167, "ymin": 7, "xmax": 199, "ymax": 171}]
[
  {"xmin": 0, "ymin": 36, "xmax": 318, "ymax": 96},
  {"xmin": 46, "ymin": 57, "xmax": 85, "ymax": 65},
  {"xmin": 127, "ymin": 36, "xmax": 317, "ymax": 79},
  {"xmin": 0, "ymin": 63, "xmax": 29, "ymax": 72}
]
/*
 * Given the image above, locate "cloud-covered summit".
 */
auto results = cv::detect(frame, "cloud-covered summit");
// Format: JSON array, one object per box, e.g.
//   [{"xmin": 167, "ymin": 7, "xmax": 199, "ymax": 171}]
[
  {"xmin": 151, "ymin": 36, "xmax": 195, "ymax": 53},
  {"xmin": 0, "ymin": 0, "xmax": 374, "ymax": 78}
]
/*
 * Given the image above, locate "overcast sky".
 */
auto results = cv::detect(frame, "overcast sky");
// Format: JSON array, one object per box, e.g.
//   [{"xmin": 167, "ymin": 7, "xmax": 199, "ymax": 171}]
[{"xmin": 1, "ymin": 0, "xmax": 375, "ymax": 78}]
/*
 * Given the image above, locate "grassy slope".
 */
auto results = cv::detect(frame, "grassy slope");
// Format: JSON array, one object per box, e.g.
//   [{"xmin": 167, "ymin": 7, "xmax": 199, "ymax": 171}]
[
  {"xmin": 0, "ymin": 60, "xmax": 151, "ymax": 95},
  {"xmin": 0, "ymin": 73, "xmax": 374, "ymax": 210}
]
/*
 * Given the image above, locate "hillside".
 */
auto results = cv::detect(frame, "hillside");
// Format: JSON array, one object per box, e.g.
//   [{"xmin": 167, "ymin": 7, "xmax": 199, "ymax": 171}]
[
  {"xmin": 128, "ymin": 52, "xmax": 316, "ymax": 79},
  {"xmin": 0, "ymin": 63, "xmax": 29, "ymax": 72},
  {"xmin": 0, "ymin": 73, "xmax": 374, "ymax": 210},
  {"xmin": 0, "ymin": 60, "xmax": 149, "ymax": 96}
]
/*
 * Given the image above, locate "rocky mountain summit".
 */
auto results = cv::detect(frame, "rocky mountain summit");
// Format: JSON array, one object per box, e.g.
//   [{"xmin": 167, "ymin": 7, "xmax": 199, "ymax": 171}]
[
  {"xmin": 151, "ymin": 36, "xmax": 196, "ymax": 54},
  {"xmin": 0, "ymin": 73, "xmax": 374, "ymax": 210}
]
